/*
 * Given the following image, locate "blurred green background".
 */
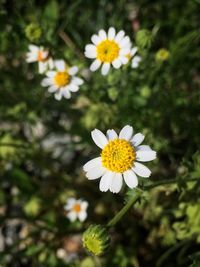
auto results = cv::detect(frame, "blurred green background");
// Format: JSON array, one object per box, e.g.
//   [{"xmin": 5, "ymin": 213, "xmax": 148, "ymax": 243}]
[{"xmin": 0, "ymin": 0, "xmax": 200, "ymax": 266}]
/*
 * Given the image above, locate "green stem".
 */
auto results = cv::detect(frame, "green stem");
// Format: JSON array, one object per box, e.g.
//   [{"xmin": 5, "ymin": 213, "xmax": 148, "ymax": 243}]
[
  {"xmin": 143, "ymin": 177, "xmax": 200, "ymax": 190},
  {"xmin": 107, "ymin": 189, "xmax": 142, "ymax": 227}
]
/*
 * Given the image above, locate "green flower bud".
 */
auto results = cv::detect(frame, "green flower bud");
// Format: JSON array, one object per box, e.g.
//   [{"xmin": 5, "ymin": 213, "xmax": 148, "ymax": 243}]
[
  {"xmin": 136, "ymin": 29, "xmax": 153, "ymax": 49},
  {"xmin": 82, "ymin": 224, "xmax": 110, "ymax": 256},
  {"xmin": 25, "ymin": 23, "xmax": 42, "ymax": 42},
  {"xmin": 156, "ymin": 48, "xmax": 170, "ymax": 61}
]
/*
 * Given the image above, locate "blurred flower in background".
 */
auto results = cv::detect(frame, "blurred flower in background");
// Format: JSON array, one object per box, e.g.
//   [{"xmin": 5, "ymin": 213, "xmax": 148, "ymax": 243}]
[
  {"xmin": 156, "ymin": 48, "xmax": 170, "ymax": 62},
  {"xmin": 26, "ymin": 44, "xmax": 54, "ymax": 73},
  {"xmin": 64, "ymin": 198, "xmax": 88, "ymax": 222},
  {"xmin": 85, "ymin": 27, "xmax": 131, "ymax": 75},
  {"xmin": 41, "ymin": 59, "xmax": 84, "ymax": 100}
]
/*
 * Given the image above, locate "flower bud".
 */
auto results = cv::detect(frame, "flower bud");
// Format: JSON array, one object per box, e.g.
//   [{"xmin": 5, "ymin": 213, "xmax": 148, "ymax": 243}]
[
  {"xmin": 156, "ymin": 48, "xmax": 170, "ymax": 62},
  {"xmin": 82, "ymin": 224, "xmax": 110, "ymax": 256},
  {"xmin": 25, "ymin": 23, "xmax": 42, "ymax": 42},
  {"xmin": 136, "ymin": 29, "xmax": 153, "ymax": 49}
]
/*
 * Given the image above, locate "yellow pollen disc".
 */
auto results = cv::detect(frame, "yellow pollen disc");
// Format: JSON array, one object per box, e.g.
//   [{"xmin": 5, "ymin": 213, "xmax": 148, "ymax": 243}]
[
  {"xmin": 101, "ymin": 139, "xmax": 135, "ymax": 173},
  {"xmin": 96, "ymin": 40, "xmax": 120, "ymax": 63},
  {"xmin": 54, "ymin": 71, "xmax": 70, "ymax": 87},
  {"xmin": 73, "ymin": 203, "xmax": 81, "ymax": 213},
  {"xmin": 37, "ymin": 51, "xmax": 46, "ymax": 61}
]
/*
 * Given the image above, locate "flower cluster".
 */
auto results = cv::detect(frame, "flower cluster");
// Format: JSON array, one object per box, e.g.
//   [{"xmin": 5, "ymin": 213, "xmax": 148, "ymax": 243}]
[{"xmin": 26, "ymin": 45, "xmax": 83, "ymax": 100}]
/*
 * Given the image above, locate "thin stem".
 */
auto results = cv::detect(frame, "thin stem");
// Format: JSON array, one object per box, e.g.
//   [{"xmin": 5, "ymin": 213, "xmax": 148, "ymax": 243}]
[
  {"xmin": 107, "ymin": 189, "xmax": 142, "ymax": 227},
  {"xmin": 59, "ymin": 31, "xmax": 85, "ymax": 60},
  {"xmin": 143, "ymin": 177, "xmax": 200, "ymax": 190}
]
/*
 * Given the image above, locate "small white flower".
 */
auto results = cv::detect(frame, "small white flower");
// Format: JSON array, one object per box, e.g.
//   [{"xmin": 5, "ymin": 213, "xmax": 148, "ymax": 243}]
[
  {"xmin": 64, "ymin": 198, "xmax": 88, "ymax": 222},
  {"xmin": 83, "ymin": 125, "xmax": 157, "ymax": 194},
  {"xmin": 41, "ymin": 60, "xmax": 84, "ymax": 101},
  {"xmin": 26, "ymin": 44, "xmax": 54, "ymax": 74},
  {"xmin": 84, "ymin": 27, "xmax": 132, "ymax": 76}
]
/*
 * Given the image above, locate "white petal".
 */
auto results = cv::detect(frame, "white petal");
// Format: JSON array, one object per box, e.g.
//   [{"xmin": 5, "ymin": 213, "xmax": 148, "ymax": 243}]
[
  {"xmin": 99, "ymin": 171, "xmax": 114, "ymax": 192},
  {"xmin": 64, "ymin": 198, "xmax": 76, "ymax": 210},
  {"xmin": 132, "ymin": 56, "xmax": 142, "ymax": 68},
  {"xmin": 67, "ymin": 211, "xmax": 77, "ymax": 222},
  {"xmin": 133, "ymin": 162, "xmax": 151, "ymax": 178},
  {"xmin": 109, "ymin": 173, "xmax": 123, "ymax": 193},
  {"xmin": 119, "ymin": 36, "xmax": 131, "ymax": 48},
  {"xmin": 112, "ymin": 58, "xmax": 122, "ymax": 69},
  {"xmin": 115, "ymin": 30, "xmax": 125, "ymax": 42},
  {"xmin": 68, "ymin": 84, "xmax": 79, "ymax": 92},
  {"xmin": 120, "ymin": 56, "xmax": 129, "ymax": 65},
  {"xmin": 90, "ymin": 59, "xmax": 101, "ymax": 71},
  {"xmin": 29, "ymin": 44, "xmax": 39, "ymax": 52},
  {"xmin": 26, "ymin": 55, "xmax": 37, "ymax": 63},
  {"xmin": 98, "ymin": 29, "xmax": 107, "ymax": 40},
  {"xmin": 41, "ymin": 78, "xmax": 52, "ymax": 87},
  {"xmin": 84, "ymin": 50, "xmax": 96, "ymax": 59},
  {"xmin": 136, "ymin": 145, "xmax": 152, "ymax": 151},
  {"xmin": 86, "ymin": 165, "xmax": 106, "ymax": 180},
  {"xmin": 63, "ymin": 89, "xmax": 71, "ymax": 99},
  {"xmin": 120, "ymin": 48, "xmax": 131, "ymax": 56},
  {"xmin": 81, "ymin": 201, "xmax": 88, "ymax": 210},
  {"xmin": 106, "ymin": 129, "xmax": 118, "ymax": 140},
  {"xmin": 101, "ymin": 63, "xmax": 110, "ymax": 76},
  {"xmin": 91, "ymin": 129, "xmax": 108, "ymax": 149},
  {"xmin": 136, "ymin": 151, "xmax": 157, "ymax": 162},
  {"xmin": 91, "ymin": 34, "xmax": 101, "ymax": 45},
  {"xmin": 48, "ymin": 85, "xmax": 57, "ymax": 93},
  {"xmin": 131, "ymin": 133, "xmax": 145, "ymax": 146},
  {"xmin": 46, "ymin": 71, "xmax": 56, "ymax": 78},
  {"xmin": 85, "ymin": 44, "xmax": 96, "ymax": 52},
  {"xmin": 130, "ymin": 47, "xmax": 138, "ymax": 56},
  {"xmin": 68, "ymin": 66, "xmax": 78, "ymax": 75},
  {"xmin": 72, "ymin": 77, "xmax": 84, "ymax": 86},
  {"xmin": 38, "ymin": 62, "xmax": 47, "ymax": 74},
  {"xmin": 119, "ymin": 125, "xmax": 133, "ymax": 140},
  {"xmin": 108, "ymin": 27, "xmax": 116, "ymax": 40},
  {"xmin": 123, "ymin": 169, "xmax": 138, "ymax": 188},
  {"xmin": 47, "ymin": 58, "xmax": 54, "ymax": 69},
  {"xmin": 54, "ymin": 60, "xmax": 65, "ymax": 71},
  {"xmin": 54, "ymin": 91, "xmax": 62, "ymax": 101},
  {"xmin": 83, "ymin": 157, "xmax": 102, "ymax": 172},
  {"xmin": 78, "ymin": 211, "xmax": 87, "ymax": 222}
]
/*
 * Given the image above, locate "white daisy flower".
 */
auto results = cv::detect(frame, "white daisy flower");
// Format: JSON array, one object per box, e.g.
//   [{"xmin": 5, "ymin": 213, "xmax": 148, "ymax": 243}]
[
  {"xmin": 83, "ymin": 125, "xmax": 157, "ymax": 194},
  {"xmin": 26, "ymin": 44, "xmax": 54, "ymax": 74},
  {"xmin": 41, "ymin": 60, "xmax": 84, "ymax": 101},
  {"xmin": 84, "ymin": 27, "xmax": 132, "ymax": 76},
  {"xmin": 64, "ymin": 198, "xmax": 88, "ymax": 222}
]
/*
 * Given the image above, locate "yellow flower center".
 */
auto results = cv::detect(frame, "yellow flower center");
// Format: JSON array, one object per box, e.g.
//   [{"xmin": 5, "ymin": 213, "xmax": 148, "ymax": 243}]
[
  {"xmin": 73, "ymin": 203, "xmax": 81, "ymax": 213},
  {"xmin": 54, "ymin": 71, "xmax": 70, "ymax": 87},
  {"xmin": 96, "ymin": 40, "xmax": 120, "ymax": 63},
  {"xmin": 101, "ymin": 139, "xmax": 135, "ymax": 173}
]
